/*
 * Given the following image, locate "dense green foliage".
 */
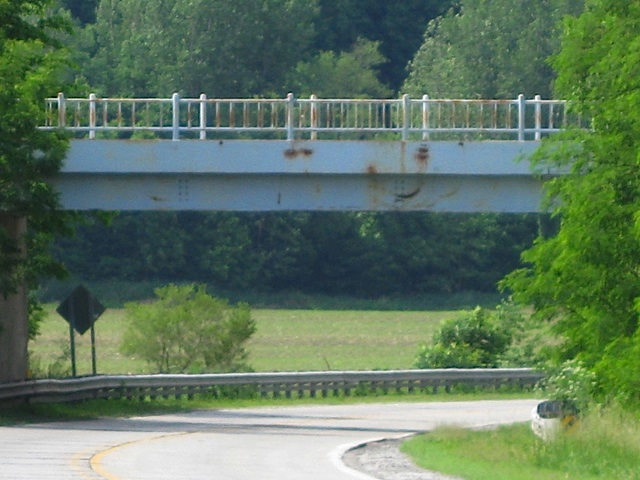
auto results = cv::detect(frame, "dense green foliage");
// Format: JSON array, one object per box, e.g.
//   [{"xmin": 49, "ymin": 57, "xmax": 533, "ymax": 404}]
[
  {"xmin": 0, "ymin": 1, "xmax": 82, "ymax": 373},
  {"xmin": 502, "ymin": 0, "xmax": 640, "ymax": 403},
  {"xmin": 76, "ymin": 0, "xmax": 453, "ymax": 97},
  {"xmin": 121, "ymin": 284, "xmax": 255, "ymax": 373},
  {"xmin": 403, "ymin": 0, "xmax": 584, "ymax": 98},
  {"xmin": 0, "ymin": 0, "xmax": 73, "ymax": 296},
  {"xmin": 54, "ymin": 212, "xmax": 540, "ymax": 298},
  {"xmin": 313, "ymin": 0, "xmax": 452, "ymax": 90}
]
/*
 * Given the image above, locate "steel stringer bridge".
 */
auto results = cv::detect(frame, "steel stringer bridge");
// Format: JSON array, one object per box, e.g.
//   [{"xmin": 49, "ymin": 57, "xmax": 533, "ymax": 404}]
[{"xmin": 42, "ymin": 93, "xmax": 580, "ymax": 212}]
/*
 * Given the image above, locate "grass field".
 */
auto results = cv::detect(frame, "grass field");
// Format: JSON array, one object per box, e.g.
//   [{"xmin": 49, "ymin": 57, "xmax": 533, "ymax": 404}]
[{"xmin": 29, "ymin": 305, "xmax": 459, "ymax": 376}]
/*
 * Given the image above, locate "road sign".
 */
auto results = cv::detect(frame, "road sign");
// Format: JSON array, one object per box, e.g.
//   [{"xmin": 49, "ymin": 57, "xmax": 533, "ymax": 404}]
[{"xmin": 57, "ymin": 285, "xmax": 105, "ymax": 335}]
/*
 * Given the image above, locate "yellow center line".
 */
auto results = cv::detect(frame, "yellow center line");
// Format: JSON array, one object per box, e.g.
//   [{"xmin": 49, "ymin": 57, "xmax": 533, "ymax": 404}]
[{"xmin": 87, "ymin": 432, "xmax": 192, "ymax": 480}]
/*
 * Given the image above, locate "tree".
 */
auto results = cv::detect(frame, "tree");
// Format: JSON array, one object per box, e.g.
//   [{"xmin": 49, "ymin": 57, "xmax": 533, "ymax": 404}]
[
  {"xmin": 84, "ymin": 0, "xmax": 319, "ymax": 97},
  {"xmin": 314, "ymin": 0, "xmax": 453, "ymax": 91},
  {"xmin": 0, "ymin": 0, "xmax": 73, "ymax": 383},
  {"xmin": 403, "ymin": 0, "xmax": 584, "ymax": 99},
  {"xmin": 501, "ymin": 0, "xmax": 640, "ymax": 402},
  {"xmin": 57, "ymin": 0, "xmax": 99, "ymax": 25},
  {"xmin": 121, "ymin": 284, "xmax": 255, "ymax": 373},
  {"xmin": 288, "ymin": 38, "xmax": 392, "ymax": 98}
]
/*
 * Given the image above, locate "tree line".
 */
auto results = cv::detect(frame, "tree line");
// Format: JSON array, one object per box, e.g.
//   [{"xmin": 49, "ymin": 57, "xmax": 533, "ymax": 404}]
[{"xmin": 54, "ymin": 212, "xmax": 541, "ymax": 297}]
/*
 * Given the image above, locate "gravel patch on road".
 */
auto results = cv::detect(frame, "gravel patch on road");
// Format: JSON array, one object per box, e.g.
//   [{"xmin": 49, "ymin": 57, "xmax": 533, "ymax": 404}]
[{"xmin": 343, "ymin": 437, "xmax": 462, "ymax": 480}]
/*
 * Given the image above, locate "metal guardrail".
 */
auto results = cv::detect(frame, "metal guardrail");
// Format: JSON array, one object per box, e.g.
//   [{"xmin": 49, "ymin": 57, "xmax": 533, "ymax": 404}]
[
  {"xmin": 0, "ymin": 369, "xmax": 543, "ymax": 404},
  {"xmin": 42, "ymin": 93, "xmax": 582, "ymax": 141}
]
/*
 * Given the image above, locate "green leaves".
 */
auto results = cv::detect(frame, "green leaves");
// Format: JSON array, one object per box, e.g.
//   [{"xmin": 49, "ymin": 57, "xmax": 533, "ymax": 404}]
[
  {"xmin": 502, "ymin": 0, "xmax": 640, "ymax": 403},
  {"xmin": 0, "ymin": 1, "xmax": 74, "ymax": 295},
  {"xmin": 403, "ymin": 0, "xmax": 584, "ymax": 98},
  {"xmin": 288, "ymin": 38, "xmax": 392, "ymax": 98},
  {"xmin": 414, "ymin": 306, "xmax": 516, "ymax": 369},
  {"xmin": 121, "ymin": 284, "xmax": 256, "ymax": 373},
  {"xmin": 86, "ymin": 0, "xmax": 319, "ymax": 97}
]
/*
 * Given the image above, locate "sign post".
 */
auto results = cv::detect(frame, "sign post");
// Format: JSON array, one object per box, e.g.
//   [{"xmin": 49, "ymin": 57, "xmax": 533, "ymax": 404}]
[{"xmin": 56, "ymin": 285, "xmax": 105, "ymax": 376}]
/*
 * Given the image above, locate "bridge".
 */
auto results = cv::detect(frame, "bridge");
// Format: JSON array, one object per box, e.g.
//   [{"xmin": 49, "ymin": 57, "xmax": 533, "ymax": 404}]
[{"xmin": 43, "ymin": 93, "xmax": 579, "ymax": 212}]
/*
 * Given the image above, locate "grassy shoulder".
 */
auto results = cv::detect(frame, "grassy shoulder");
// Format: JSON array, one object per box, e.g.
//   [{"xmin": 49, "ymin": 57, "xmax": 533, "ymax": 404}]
[{"xmin": 401, "ymin": 407, "xmax": 640, "ymax": 480}]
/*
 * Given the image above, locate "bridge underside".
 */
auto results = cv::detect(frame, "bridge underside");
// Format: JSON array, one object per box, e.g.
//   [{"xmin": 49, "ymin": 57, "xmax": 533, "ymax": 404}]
[{"xmin": 52, "ymin": 140, "xmax": 548, "ymax": 213}]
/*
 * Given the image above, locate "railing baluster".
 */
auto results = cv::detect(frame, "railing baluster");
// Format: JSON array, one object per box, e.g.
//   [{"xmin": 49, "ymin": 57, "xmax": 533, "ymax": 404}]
[
  {"xmin": 518, "ymin": 94, "xmax": 526, "ymax": 141},
  {"xmin": 172, "ymin": 93, "xmax": 180, "ymax": 141},
  {"xmin": 89, "ymin": 94, "xmax": 96, "ymax": 139},
  {"xmin": 422, "ymin": 95, "xmax": 430, "ymax": 141},
  {"xmin": 534, "ymin": 95, "xmax": 541, "ymax": 140},
  {"xmin": 402, "ymin": 94, "xmax": 410, "ymax": 141},
  {"xmin": 286, "ymin": 93, "xmax": 295, "ymax": 141},
  {"xmin": 199, "ymin": 94, "xmax": 207, "ymax": 140},
  {"xmin": 310, "ymin": 94, "xmax": 318, "ymax": 140}
]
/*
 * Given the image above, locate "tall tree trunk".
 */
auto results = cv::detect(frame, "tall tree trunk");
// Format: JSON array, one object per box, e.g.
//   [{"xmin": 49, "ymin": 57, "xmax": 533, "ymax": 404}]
[{"xmin": 0, "ymin": 215, "xmax": 29, "ymax": 383}]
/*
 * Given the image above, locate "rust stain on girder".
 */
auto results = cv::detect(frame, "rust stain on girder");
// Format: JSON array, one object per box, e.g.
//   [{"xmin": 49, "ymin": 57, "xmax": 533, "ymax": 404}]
[
  {"xmin": 366, "ymin": 164, "xmax": 379, "ymax": 175},
  {"xmin": 284, "ymin": 147, "xmax": 313, "ymax": 159},
  {"xmin": 414, "ymin": 145, "xmax": 429, "ymax": 165}
]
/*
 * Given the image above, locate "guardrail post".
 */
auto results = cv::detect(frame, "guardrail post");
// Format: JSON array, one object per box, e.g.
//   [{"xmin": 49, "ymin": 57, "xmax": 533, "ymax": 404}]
[
  {"xmin": 199, "ymin": 93, "xmax": 207, "ymax": 140},
  {"xmin": 422, "ymin": 94, "xmax": 430, "ymax": 141},
  {"xmin": 534, "ymin": 94, "xmax": 541, "ymax": 140},
  {"xmin": 310, "ymin": 94, "xmax": 318, "ymax": 140},
  {"xmin": 89, "ymin": 93, "xmax": 97, "ymax": 140},
  {"xmin": 57, "ymin": 92, "xmax": 65, "ymax": 128},
  {"xmin": 172, "ymin": 92, "xmax": 180, "ymax": 141},
  {"xmin": 286, "ymin": 93, "xmax": 295, "ymax": 141},
  {"xmin": 517, "ymin": 94, "xmax": 525, "ymax": 141},
  {"xmin": 402, "ymin": 94, "xmax": 411, "ymax": 141}
]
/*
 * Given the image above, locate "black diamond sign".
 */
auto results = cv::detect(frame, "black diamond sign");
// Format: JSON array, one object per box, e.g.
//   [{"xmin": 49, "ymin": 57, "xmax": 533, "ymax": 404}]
[{"xmin": 57, "ymin": 285, "xmax": 106, "ymax": 335}]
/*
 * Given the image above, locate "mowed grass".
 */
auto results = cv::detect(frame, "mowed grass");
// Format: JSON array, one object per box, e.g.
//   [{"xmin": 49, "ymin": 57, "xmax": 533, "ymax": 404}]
[{"xmin": 29, "ymin": 305, "xmax": 457, "ymax": 376}]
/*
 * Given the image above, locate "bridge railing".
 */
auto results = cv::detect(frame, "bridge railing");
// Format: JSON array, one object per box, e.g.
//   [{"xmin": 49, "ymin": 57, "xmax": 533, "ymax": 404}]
[{"xmin": 43, "ymin": 93, "xmax": 582, "ymax": 141}]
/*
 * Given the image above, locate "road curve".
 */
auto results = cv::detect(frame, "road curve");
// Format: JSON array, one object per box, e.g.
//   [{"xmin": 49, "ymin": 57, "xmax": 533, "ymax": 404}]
[{"xmin": 1, "ymin": 399, "xmax": 537, "ymax": 479}]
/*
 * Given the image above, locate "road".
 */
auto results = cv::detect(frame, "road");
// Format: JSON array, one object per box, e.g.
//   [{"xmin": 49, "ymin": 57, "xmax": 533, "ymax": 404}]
[{"xmin": 1, "ymin": 399, "xmax": 537, "ymax": 479}]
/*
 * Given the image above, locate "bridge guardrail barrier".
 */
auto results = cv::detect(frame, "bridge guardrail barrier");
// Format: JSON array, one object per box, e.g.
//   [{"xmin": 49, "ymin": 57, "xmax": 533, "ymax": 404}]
[
  {"xmin": 0, "ymin": 369, "xmax": 543, "ymax": 404},
  {"xmin": 42, "ymin": 93, "xmax": 585, "ymax": 142}
]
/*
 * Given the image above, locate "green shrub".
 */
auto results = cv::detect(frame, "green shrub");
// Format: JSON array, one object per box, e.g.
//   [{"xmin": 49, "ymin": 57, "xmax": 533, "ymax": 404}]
[
  {"xmin": 121, "ymin": 284, "xmax": 255, "ymax": 373},
  {"xmin": 414, "ymin": 306, "xmax": 513, "ymax": 368}
]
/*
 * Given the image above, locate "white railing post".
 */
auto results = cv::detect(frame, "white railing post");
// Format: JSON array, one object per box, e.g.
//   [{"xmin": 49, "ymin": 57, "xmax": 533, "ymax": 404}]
[
  {"xmin": 172, "ymin": 92, "xmax": 180, "ymax": 141},
  {"xmin": 286, "ymin": 92, "xmax": 295, "ymax": 141},
  {"xmin": 422, "ymin": 94, "xmax": 430, "ymax": 141},
  {"xmin": 310, "ymin": 94, "xmax": 318, "ymax": 140},
  {"xmin": 402, "ymin": 94, "xmax": 411, "ymax": 141},
  {"xmin": 57, "ymin": 92, "xmax": 65, "ymax": 128},
  {"xmin": 89, "ymin": 93, "xmax": 97, "ymax": 140},
  {"xmin": 534, "ymin": 94, "xmax": 541, "ymax": 141},
  {"xmin": 199, "ymin": 93, "xmax": 207, "ymax": 140},
  {"xmin": 517, "ymin": 94, "xmax": 526, "ymax": 141}
]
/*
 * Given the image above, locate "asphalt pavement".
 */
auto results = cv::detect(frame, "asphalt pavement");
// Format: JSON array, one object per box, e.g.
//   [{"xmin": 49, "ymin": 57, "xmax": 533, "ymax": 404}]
[{"xmin": 0, "ymin": 399, "xmax": 538, "ymax": 479}]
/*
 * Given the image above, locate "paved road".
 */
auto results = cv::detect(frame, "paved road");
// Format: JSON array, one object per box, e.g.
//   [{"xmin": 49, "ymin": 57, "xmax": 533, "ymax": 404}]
[{"xmin": 1, "ymin": 399, "xmax": 537, "ymax": 479}]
